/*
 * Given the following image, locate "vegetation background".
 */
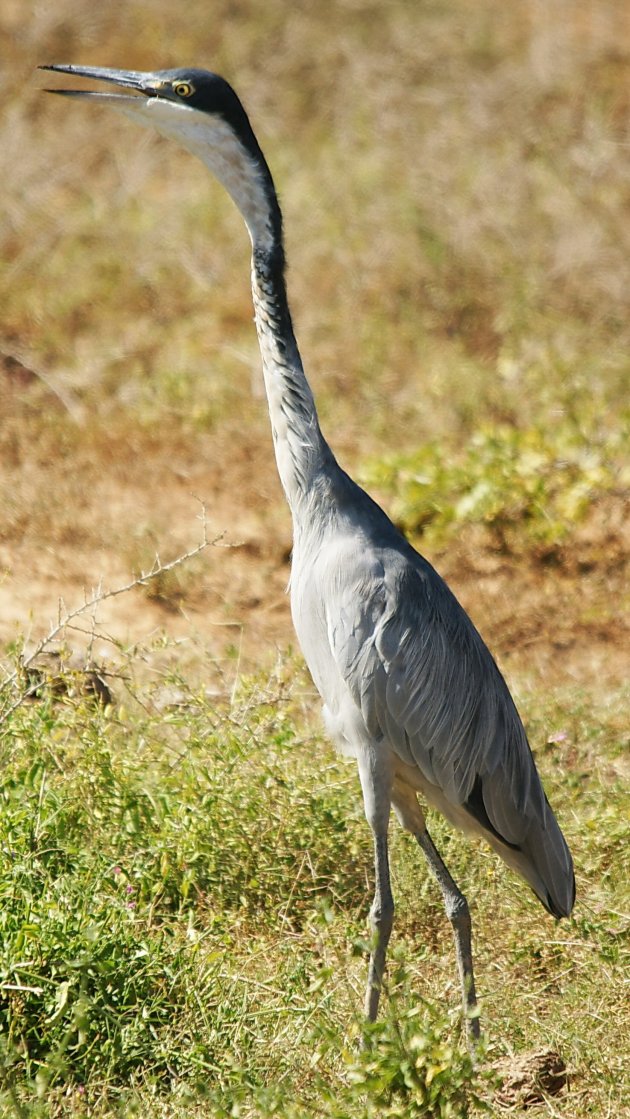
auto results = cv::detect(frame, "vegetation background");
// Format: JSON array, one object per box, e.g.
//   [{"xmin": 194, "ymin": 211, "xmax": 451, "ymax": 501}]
[{"xmin": 0, "ymin": 0, "xmax": 628, "ymax": 1115}]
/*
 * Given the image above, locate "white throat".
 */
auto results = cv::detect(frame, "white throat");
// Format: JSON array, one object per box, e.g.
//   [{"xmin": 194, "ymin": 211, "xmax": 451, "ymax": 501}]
[
  {"xmin": 114, "ymin": 92, "xmax": 329, "ymax": 513},
  {"xmin": 120, "ymin": 97, "xmax": 275, "ymax": 252}
]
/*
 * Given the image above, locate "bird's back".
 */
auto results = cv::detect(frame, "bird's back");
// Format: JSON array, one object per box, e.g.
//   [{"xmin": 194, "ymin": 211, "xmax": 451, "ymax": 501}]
[{"xmin": 291, "ymin": 468, "xmax": 575, "ymax": 918}]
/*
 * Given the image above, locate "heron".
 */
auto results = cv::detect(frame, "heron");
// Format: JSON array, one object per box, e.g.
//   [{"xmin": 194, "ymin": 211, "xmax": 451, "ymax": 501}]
[{"xmin": 41, "ymin": 64, "xmax": 575, "ymax": 1043}]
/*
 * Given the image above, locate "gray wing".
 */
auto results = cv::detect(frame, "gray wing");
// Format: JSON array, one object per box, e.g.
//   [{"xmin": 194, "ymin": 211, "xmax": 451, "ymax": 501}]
[
  {"xmin": 320, "ymin": 530, "xmax": 574, "ymax": 919},
  {"xmin": 327, "ymin": 546, "xmax": 547, "ymax": 846}
]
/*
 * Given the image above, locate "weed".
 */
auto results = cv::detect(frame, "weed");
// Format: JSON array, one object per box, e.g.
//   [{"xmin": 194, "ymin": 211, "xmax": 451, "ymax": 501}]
[{"xmin": 361, "ymin": 416, "xmax": 626, "ymax": 554}]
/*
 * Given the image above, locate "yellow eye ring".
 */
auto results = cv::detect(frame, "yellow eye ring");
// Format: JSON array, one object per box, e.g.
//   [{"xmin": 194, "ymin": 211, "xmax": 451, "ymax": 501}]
[{"xmin": 173, "ymin": 81, "xmax": 194, "ymax": 98}]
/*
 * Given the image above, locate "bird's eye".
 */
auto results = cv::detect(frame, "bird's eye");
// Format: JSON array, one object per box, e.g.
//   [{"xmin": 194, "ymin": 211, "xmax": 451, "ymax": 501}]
[{"xmin": 173, "ymin": 81, "xmax": 194, "ymax": 98}]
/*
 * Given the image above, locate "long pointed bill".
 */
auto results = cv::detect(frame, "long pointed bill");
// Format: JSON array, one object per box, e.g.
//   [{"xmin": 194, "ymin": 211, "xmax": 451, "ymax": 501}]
[{"xmin": 39, "ymin": 64, "xmax": 165, "ymax": 103}]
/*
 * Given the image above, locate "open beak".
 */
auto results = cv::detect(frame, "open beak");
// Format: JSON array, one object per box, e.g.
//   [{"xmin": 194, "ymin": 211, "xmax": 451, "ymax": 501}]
[{"xmin": 39, "ymin": 64, "xmax": 166, "ymax": 103}]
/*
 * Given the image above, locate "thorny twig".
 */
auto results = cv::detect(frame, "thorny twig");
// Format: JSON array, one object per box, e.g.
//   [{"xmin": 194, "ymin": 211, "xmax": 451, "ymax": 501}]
[{"xmin": 0, "ymin": 508, "xmax": 225, "ymax": 725}]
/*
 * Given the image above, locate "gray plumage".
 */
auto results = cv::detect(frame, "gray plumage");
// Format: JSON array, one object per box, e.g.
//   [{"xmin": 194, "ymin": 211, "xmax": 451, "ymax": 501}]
[{"xmin": 42, "ymin": 63, "xmax": 575, "ymax": 1041}]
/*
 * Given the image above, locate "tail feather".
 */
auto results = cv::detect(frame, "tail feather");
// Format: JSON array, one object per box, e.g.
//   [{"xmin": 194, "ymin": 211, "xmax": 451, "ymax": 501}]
[
  {"xmin": 522, "ymin": 797, "xmax": 575, "ymax": 917},
  {"xmin": 464, "ymin": 700, "xmax": 576, "ymax": 918},
  {"xmin": 491, "ymin": 797, "xmax": 575, "ymax": 918}
]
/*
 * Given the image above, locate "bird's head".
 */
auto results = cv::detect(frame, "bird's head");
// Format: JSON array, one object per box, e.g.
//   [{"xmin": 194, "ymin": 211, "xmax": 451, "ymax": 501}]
[{"xmin": 40, "ymin": 64, "xmax": 278, "ymax": 250}]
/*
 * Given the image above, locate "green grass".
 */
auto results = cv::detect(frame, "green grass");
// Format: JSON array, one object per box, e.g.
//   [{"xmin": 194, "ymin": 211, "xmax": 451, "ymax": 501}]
[
  {"xmin": 360, "ymin": 411, "xmax": 627, "ymax": 553},
  {"xmin": 0, "ymin": 663, "xmax": 628, "ymax": 1116}
]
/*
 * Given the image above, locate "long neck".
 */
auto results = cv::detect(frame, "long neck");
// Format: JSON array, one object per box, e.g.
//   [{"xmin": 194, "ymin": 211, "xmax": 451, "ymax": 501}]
[
  {"xmin": 185, "ymin": 112, "xmax": 335, "ymax": 515},
  {"xmin": 249, "ymin": 232, "xmax": 335, "ymax": 515},
  {"xmin": 136, "ymin": 98, "xmax": 337, "ymax": 515},
  {"xmin": 233, "ymin": 142, "xmax": 335, "ymax": 516}
]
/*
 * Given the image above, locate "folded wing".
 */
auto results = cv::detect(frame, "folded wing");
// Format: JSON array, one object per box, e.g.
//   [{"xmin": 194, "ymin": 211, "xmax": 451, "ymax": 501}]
[{"xmin": 326, "ymin": 545, "xmax": 575, "ymax": 917}]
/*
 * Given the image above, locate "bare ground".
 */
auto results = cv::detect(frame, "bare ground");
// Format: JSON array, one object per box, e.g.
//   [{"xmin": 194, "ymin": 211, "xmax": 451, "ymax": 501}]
[{"xmin": 1, "ymin": 365, "xmax": 627, "ymax": 697}]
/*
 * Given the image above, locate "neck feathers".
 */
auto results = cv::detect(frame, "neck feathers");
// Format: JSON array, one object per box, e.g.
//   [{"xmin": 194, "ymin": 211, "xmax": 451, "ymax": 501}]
[
  {"xmin": 139, "ymin": 96, "xmax": 334, "ymax": 512},
  {"xmin": 250, "ymin": 240, "xmax": 333, "ymax": 513},
  {"xmin": 192, "ymin": 111, "xmax": 332, "ymax": 513}
]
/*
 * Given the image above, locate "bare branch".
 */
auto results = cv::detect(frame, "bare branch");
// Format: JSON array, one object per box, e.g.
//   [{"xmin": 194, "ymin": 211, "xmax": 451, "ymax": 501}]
[{"xmin": 0, "ymin": 508, "xmax": 225, "ymax": 724}]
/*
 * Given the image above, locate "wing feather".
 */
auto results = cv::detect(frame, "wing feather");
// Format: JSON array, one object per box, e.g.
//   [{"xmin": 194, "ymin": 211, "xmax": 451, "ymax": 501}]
[{"xmin": 327, "ymin": 547, "xmax": 547, "ymax": 843}]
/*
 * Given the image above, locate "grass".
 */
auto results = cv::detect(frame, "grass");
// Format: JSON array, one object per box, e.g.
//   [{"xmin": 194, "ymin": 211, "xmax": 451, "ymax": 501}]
[
  {"xmin": 361, "ymin": 412, "xmax": 627, "ymax": 554},
  {"xmin": 0, "ymin": 0, "xmax": 629, "ymax": 1114},
  {"xmin": 0, "ymin": 663, "xmax": 628, "ymax": 1116}
]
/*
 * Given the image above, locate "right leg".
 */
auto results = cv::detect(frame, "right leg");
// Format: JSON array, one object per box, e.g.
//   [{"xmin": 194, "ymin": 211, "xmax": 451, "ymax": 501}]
[{"xmin": 357, "ymin": 748, "xmax": 394, "ymax": 1022}]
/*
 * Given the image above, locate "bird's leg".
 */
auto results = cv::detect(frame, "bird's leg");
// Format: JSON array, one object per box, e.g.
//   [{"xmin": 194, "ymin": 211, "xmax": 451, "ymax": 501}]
[
  {"xmin": 416, "ymin": 828, "xmax": 480, "ymax": 1047},
  {"xmin": 365, "ymin": 831, "xmax": 394, "ymax": 1021},
  {"xmin": 356, "ymin": 749, "xmax": 394, "ymax": 1023}
]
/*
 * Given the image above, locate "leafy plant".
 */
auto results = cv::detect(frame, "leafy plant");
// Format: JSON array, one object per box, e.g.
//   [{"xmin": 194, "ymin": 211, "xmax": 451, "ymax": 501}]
[
  {"xmin": 326, "ymin": 984, "xmax": 491, "ymax": 1119},
  {"xmin": 361, "ymin": 417, "xmax": 623, "ymax": 553}
]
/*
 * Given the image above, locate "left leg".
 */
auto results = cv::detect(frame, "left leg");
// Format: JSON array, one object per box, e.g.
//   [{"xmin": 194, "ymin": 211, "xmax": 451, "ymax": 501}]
[
  {"xmin": 392, "ymin": 783, "xmax": 480, "ymax": 1045},
  {"xmin": 416, "ymin": 827, "xmax": 480, "ymax": 1045}
]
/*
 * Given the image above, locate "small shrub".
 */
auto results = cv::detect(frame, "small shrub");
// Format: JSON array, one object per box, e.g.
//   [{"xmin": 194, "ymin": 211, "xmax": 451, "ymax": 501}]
[{"xmin": 361, "ymin": 418, "xmax": 622, "ymax": 553}]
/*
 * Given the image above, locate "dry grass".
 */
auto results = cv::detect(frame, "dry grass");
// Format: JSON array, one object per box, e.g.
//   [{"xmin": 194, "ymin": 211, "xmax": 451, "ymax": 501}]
[{"xmin": 2, "ymin": 3, "xmax": 629, "ymax": 647}]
